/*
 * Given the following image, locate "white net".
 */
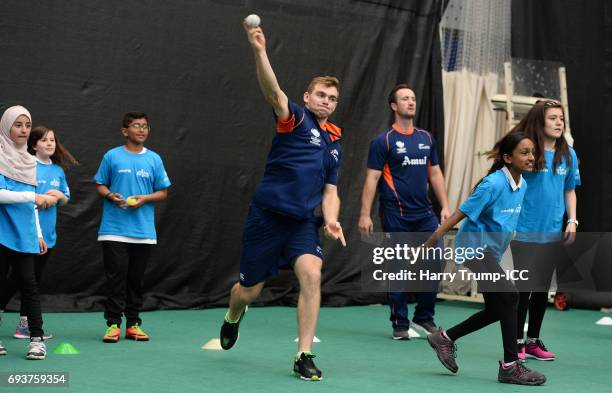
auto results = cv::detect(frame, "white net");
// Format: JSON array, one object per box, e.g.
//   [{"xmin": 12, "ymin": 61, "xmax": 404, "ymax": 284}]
[{"xmin": 440, "ymin": 0, "xmax": 511, "ymax": 77}]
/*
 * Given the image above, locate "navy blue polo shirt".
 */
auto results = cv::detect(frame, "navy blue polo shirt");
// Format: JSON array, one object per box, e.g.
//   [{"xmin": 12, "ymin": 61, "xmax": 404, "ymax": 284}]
[
  {"xmin": 367, "ymin": 124, "xmax": 439, "ymax": 220},
  {"xmin": 252, "ymin": 100, "xmax": 342, "ymax": 219}
]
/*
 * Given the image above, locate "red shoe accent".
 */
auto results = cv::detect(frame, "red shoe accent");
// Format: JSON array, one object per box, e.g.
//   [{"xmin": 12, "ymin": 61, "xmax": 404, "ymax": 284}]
[{"xmin": 125, "ymin": 324, "xmax": 149, "ymax": 341}]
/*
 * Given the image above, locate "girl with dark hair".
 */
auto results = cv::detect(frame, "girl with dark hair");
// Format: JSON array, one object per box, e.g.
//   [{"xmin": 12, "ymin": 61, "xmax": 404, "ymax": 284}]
[
  {"xmin": 423, "ymin": 131, "xmax": 547, "ymax": 385},
  {"xmin": 0, "ymin": 125, "xmax": 77, "ymax": 339},
  {"xmin": 509, "ymin": 100, "xmax": 580, "ymax": 361},
  {"xmin": 0, "ymin": 106, "xmax": 56, "ymax": 360}
]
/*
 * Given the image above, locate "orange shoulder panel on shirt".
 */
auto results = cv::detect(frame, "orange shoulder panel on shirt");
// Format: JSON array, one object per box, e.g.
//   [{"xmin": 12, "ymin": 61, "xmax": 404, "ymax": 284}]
[{"xmin": 322, "ymin": 122, "xmax": 342, "ymax": 142}]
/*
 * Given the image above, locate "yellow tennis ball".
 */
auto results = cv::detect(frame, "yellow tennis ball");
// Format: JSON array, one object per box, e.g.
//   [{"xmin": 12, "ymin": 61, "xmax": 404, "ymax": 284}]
[{"xmin": 126, "ymin": 197, "xmax": 137, "ymax": 206}]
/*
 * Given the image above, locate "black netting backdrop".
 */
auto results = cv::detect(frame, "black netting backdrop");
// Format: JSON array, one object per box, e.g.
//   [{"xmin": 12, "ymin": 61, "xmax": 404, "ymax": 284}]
[{"xmin": 0, "ymin": 0, "xmax": 446, "ymax": 311}]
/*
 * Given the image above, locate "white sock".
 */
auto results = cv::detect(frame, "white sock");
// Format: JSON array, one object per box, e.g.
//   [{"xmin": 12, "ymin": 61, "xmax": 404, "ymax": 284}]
[
  {"xmin": 441, "ymin": 330, "xmax": 452, "ymax": 341},
  {"xmin": 503, "ymin": 360, "xmax": 517, "ymax": 368},
  {"xmin": 526, "ymin": 337, "xmax": 537, "ymax": 344}
]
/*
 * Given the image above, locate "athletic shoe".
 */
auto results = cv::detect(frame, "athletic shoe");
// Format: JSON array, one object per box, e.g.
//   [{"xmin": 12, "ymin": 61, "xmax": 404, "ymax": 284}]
[
  {"xmin": 14, "ymin": 324, "xmax": 30, "ymax": 339},
  {"xmin": 26, "ymin": 337, "xmax": 46, "ymax": 360},
  {"xmin": 125, "ymin": 324, "xmax": 149, "ymax": 341},
  {"xmin": 411, "ymin": 320, "xmax": 438, "ymax": 336},
  {"xmin": 525, "ymin": 339, "xmax": 555, "ymax": 360},
  {"xmin": 0, "ymin": 341, "xmax": 6, "ymax": 356},
  {"xmin": 293, "ymin": 352, "xmax": 322, "ymax": 381},
  {"xmin": 498, "ymin": 361, "xmax": 546, "ymax": 385},
  {"xmin": 427, "ymin": 329, "xmax": 458, "ymax": 373},
  {"xmin": 103, "ymin": 324, "xmax": 121, "ymax": 343},
  {"xmin": 220, "ymin": 307, "xmax": 247, "ymax": 350},
  {"xmin": 13, "ymin": 321, "xmax": 54, "ymax": 340},
  {"xmin": 392, "ymin": 327, "xmax": 411, "ymax": 340},
  {"xmin": 518, "ymin": 343, "xmax": 526, "ymax": 362},
  {"xmin": 14, "ymin": 317, "xmax": 29, "ymax": 338}
]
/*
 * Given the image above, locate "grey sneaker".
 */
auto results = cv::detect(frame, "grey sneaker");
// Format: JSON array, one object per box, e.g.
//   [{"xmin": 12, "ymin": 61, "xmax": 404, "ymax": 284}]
[
  {"xmin": 498, "ymin": 361, "xmax": 546, "ymax": 385},
  {"xmin": 26, "ymin": 337, "xmax": 46, "ymax": 360},
  {"xmin": 427, "ymin": 329, "xmax": 458, "ymax": 373},
  {"xmin": 0, "ymin": 341, "xmax": 6, "ymax": 356},
  {"xmin": 412, "ymin": 320, "xmax": 438, "ymax": 336},
  {"xmin": 392, "ymin": 328, "xmax": 411, "ymax": 340}
]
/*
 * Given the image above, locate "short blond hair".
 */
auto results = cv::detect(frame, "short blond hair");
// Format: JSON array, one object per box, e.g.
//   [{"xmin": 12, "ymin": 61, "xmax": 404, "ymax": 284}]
[{"xmin": 307, "ymin": 76, "xmax": 340, "ymax": 93}]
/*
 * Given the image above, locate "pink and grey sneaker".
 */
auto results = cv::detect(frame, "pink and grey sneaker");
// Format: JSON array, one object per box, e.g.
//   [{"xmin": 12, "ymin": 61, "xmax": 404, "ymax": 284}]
[
  {"xmin": 525, "ymin": 339, "xmax": 555, "ymax": 361},
  {"xmin": 517, "ymin": 343, "xmax": 526, "ymax": 362},
  {"xmin": 14, "ymin": 319, "xmax": 53, "ymax": 340},
  {"xmin": 14, "ymin": 319, "xmax": 30, "ymax": 339}
]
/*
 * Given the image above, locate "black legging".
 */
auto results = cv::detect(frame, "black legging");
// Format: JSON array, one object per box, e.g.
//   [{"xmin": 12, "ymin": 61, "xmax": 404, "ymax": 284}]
[
  {"xmin": 511, "ymin": 241, "xmax": 559, "ymax": 339},
  {"xmin": 0, "ymin": 245, "xmax": 44, "ymax": 338},
  {"xmin": 0, "ymin": 250, "xmax": 51, "ymax": 316},
  {"xmin": 445, "ymin": 252, "xmax": 519, "ymax": 363}
]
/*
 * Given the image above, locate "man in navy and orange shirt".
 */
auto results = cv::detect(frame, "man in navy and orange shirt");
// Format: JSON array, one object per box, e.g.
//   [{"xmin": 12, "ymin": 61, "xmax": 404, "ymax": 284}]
[
  {"xmin": 359, "ymin": 84, "xmax": 450, "ymax": 340},
  {"xmin": 219, "ymin": 19, "xmax": 346, "ymax": 381}
]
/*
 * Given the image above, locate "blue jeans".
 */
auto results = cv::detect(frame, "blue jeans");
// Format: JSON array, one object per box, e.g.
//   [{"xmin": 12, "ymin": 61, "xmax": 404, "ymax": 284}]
[{"xmin": 381, "ymin": 213, "xmax": 440, "ymax": 329}]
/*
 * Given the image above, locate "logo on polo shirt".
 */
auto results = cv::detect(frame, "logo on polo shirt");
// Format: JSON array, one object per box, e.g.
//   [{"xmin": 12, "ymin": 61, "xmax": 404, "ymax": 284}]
[
  {"xmin": 418, "ymin": 143, "xmax": 430, "ymax": 150},
  {"xmin": 136, "ymin": 169, "xmax": 151, "ymax": 178},
  {"xmin": 310, "ymin": 129, "xmax": 321, "ymax": 146},
  {"xmin": 401, "ymin": 156, "xmax": 428, "ymax": 166},
  {"xmin": 500, "ymin": 204, "xmax": 522, "ymax": 214},
  {"xmin": 50, "ymin": 179, "xmax": 60, "ymax": 187},
  {"xmin": 118, "ymin": 169, "xmax": 132, "ymax": 174},
  {"xmin": 396, "ymin": 141, "xmax": 407, "ymax": 154},
  {"xmin": 38, "ymin": 179, "xmax": 46, "ymax": 185},
  {"xmin": 556, "ymin": 167, "xmax": 567, "ymax": 176}
]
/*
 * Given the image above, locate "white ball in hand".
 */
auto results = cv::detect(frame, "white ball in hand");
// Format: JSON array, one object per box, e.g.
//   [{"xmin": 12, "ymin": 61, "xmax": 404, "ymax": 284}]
[{"xmin": 245, "ymin": 14, "xmax": 261, "ymax": 28}]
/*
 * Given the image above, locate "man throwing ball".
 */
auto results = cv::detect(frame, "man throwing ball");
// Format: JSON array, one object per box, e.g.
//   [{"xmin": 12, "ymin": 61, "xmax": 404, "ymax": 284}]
[{"xmin": 219, "ymin": 17, "xmax": 346, "ymax": 381}]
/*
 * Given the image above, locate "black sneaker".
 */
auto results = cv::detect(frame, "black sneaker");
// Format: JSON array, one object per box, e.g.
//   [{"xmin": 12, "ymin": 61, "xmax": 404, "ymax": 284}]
[
  {"xmin": 293, "ymin": 352, "xmax": 322, "ymax": 381},
  {"xmin": 498, "ymin": 361, "xmax": 546, "ymax": 385},
  {"xmin": 219, "ymin": 307, "xmax": 247, "ymax": 350},
  {"xmin": 427, "ymin": 329, "xmax": 458, "ymax": 373},
  {"xmin": 412, "ymin": 320, "xmax": 438, "ymax": 336},
  {"xmin": 392, "ymin": 327, "xmax": 411, "ymax": 340}
]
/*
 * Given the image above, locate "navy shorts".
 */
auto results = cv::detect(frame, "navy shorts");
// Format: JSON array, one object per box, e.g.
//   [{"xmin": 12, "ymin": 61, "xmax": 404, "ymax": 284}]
[{"xmin": 239, "ymin": 205, "xmax": 323, "ymax": 287}]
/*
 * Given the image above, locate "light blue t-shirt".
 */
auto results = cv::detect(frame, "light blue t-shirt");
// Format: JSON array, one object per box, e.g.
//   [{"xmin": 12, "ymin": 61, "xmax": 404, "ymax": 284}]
[
  {"xmin": 456, "ymin": 168, "xmax": 527, "ymax": 262},
  {"xmin": 0, "ymin": 175, "xmax": 39, "ymax": 254},
  {"xmin": 516, "ymin": 148, "xmax": 581, "ymax": 242},
  {"xmin": 36, "ymin": 161, "xmax": 70, "ymax": 248},
  {"xmin": 94, "ymin": 146, "xmax": 171, "ymax": 239}
]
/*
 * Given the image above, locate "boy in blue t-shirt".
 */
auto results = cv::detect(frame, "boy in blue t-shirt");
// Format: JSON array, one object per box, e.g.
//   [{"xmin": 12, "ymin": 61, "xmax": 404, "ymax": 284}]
[{"xmin": 94, "ymin": 112, "xmax": 171, "ymax": 343}]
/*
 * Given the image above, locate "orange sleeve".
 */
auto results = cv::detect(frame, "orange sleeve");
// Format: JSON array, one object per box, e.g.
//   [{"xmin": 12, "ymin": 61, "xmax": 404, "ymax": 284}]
[{"xmin": 276, "ymin": 114, "xmax": 296, "ymax": 133}]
